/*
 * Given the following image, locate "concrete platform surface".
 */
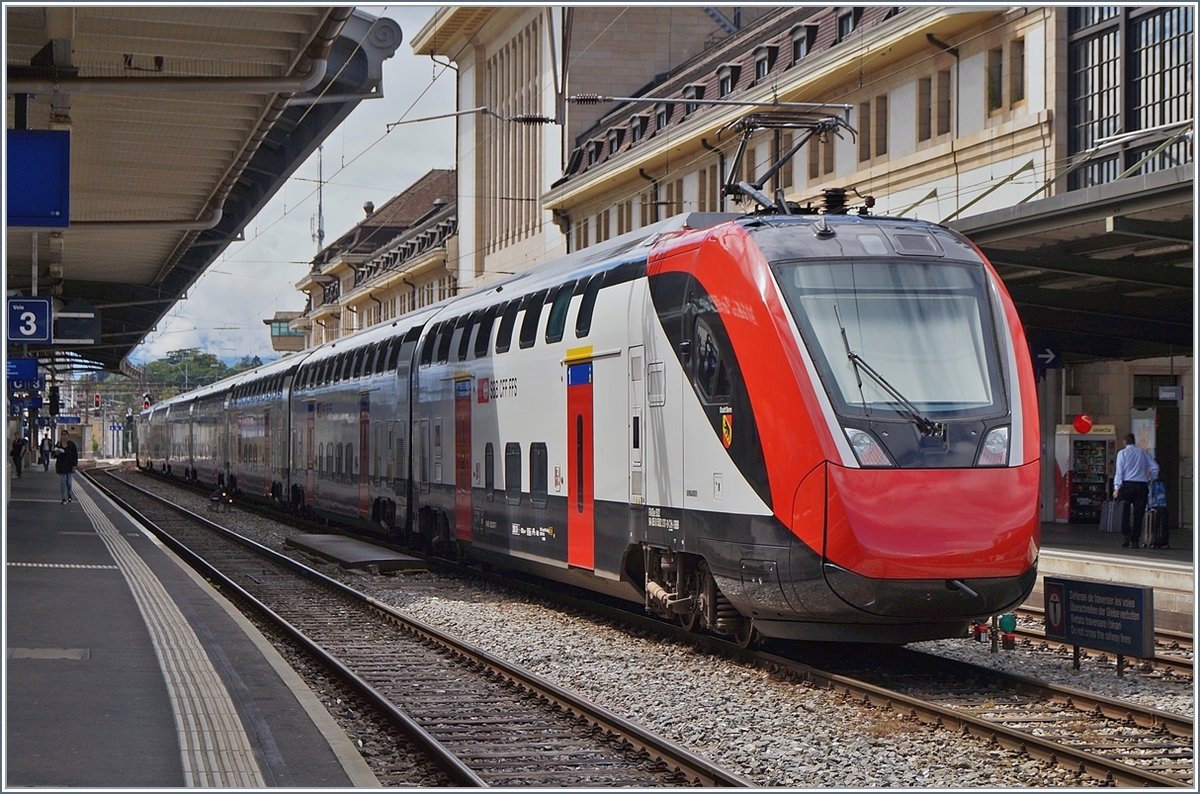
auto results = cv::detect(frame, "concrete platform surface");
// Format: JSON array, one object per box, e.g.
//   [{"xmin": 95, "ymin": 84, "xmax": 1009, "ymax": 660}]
[{"xmin": 5, "ymin": 468, "xmax": 379, "ymax": 788}]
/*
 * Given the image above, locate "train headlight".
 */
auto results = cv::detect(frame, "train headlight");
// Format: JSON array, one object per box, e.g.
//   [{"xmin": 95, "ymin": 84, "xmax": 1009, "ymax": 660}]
[
  {"xmin": 844, "ymin": 428, "xmax": 893, "ymax": 467},
  {"xmin": 976, "ymin": 426, "xmax": 1010, "ymax": 466}
]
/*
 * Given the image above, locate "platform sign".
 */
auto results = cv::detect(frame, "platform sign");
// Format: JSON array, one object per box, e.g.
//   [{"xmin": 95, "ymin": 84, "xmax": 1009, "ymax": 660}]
[
  {"xmin": 6, "ymin": 357, "xmax": 38, "ymax": 381},
  {"xmin": 7, "ymin": 129, "xmax": 71, "ymax": 228},
  {"xmin": 56, "ymin": 415, "xmax": 82, "ymax": 424},
  {"xmin": 1043, "ymin": 577, "xmax": 1154, "ymax": 658},
  {"xmin": 8, "ymin": 297, "xmax": 53, "ymax": 344}
]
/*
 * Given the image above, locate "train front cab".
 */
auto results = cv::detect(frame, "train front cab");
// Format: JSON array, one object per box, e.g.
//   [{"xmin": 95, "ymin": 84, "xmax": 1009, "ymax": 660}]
[{"xmin": 646, "ymin": 215, "xmax": 1041, "ymax": 643}]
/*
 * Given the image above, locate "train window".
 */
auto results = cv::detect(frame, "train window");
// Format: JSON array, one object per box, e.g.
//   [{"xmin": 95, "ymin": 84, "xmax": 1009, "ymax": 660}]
[
  {"xmin": 484, "ymin": 442, "xmax": 495, "ymax": 501},
  {"xmin": 335, "ymin": 442, "xmax": 344, "ymax": 478},
  {"xmin": 359, "ymin": 344, "xmax": 375, "ymax": 377},
  {"xmin": 347, "ymin": 442, "xmax": 356, "ymax": 477},
  {"xmin": 317, "ymin": 442, "xmax": 325, "ymax": 476},
  {"xmin": 544, "ymin": 282, "xmax": 576, "ymax": 344},
  {"xmin": 519, "ymin": 289, "xmax": 549, "ymax": 349},
  {"xmin": 456, "ymin": 312, "xmax": 477, "ymax": 362},
  {"xmin": 530, "ymin": 442, "xmax": 548, "ymax": 508},
  {"xmin": 474, "ymin": 306, "xmax": 498, "ymax": 359},
  {"xmin": 496, "ymin": 301, "xmax": 520, "ymax": 353},
  {"xmin": 419, "ymin": 324, "xmax": 439, "ymax": 366},
  {"xmin": 693, "ymin": 317, "xmax": 732, "ymax": 402},
  {"xmin": 435, "ymin": 321, "xmax": 455, "ymax": 364},
  {"xmin": 504, "ymin": 442, "xmax": 522, "ymax": 505},
  {"xmin": 575, "ymin": 273, "xmax": 605, "ymax": 338},
  {"xmin": 389, "ymin": 333, "xmax": 410, "ymax": 370}
]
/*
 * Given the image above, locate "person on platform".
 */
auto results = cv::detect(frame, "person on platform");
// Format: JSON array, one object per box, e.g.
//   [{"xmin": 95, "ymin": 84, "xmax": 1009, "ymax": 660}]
[
  {"xmin": 10, "ymin": 435, "xmax": 28, "ymax": 478},
  {"xmin": 54, "ymin": 430, "xmax": 79, "ymax": 503},
  {"xmin": 39, "ymin": 433, "xmax": 52, "ymax": 471},
  {"xmin": 1112, "ymin": 433, "xmax": 1160, "ymax": 549}
]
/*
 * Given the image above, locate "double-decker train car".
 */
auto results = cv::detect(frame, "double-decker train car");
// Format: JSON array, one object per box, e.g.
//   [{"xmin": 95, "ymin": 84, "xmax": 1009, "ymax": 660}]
[{"xmin": 139, "ymin": 210, "xmax": 1040, "ymax": 644}]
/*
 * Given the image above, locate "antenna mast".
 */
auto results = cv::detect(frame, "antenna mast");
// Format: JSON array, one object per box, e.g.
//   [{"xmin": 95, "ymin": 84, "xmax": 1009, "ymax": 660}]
[{"xmin": 311, "ymin": 145, "xmax": 325, "ymax": 250}]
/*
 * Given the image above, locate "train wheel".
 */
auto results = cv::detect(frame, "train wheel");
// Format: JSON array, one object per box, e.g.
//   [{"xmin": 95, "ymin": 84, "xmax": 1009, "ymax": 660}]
[
  {"xmin": 677, "ymin": 563, "xmax": 706, "ymax": 633},
  {"xmin": 733, "ymin": 618, "xmax": 758, "ymax": 649}
]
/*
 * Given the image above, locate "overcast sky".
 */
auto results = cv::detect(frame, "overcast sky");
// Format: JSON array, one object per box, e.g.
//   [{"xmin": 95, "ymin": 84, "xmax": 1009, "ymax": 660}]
[{"xmin": 130, "ymin": 5, "xmax": 455, "ymax": 365}]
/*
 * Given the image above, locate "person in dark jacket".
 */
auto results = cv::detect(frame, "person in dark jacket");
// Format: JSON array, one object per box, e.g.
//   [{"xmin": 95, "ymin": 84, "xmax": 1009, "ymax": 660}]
[
  {"xmin": 54, "ymin": 430, "xmax": 79, "ymax": 503},
  {"xmin": 10, "ymin": 435, "xmax": 28, "ymax": 478}
]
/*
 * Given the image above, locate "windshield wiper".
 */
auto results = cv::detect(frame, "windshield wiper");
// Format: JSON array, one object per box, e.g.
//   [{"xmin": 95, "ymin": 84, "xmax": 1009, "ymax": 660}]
[{"xmin": 834, "ymin": 305, "xmax": 945, "ymax": 437}]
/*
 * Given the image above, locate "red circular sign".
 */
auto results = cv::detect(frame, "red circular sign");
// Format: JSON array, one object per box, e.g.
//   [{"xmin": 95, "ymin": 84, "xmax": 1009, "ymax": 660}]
[{"xmin": 1073, "ymin": 414, "xmax": 1093, "ymax": 434}]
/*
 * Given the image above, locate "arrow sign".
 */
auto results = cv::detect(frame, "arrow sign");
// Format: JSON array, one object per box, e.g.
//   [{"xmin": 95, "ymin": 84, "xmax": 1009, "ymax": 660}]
[{"xmin": 1031, "ymin": 345, "xmax": 1059, "ymax": 372}]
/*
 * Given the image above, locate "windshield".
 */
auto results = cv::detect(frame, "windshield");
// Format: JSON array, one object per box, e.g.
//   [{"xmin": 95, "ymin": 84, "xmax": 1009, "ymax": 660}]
[{"xmin": 774, "ymin": 259, "xmax": 1006, "ymax": 420}]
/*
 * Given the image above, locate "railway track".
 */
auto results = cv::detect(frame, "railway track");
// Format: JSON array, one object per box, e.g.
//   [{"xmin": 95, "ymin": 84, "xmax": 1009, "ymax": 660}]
[
  {"xmin": 108, "ymin": 468, "xmax": 1194, "ymax": 787},
  {"xmin": 87, "ymin": 468, "xmax": 749, "ymax": 788},
  {"xmin": 769, "ymin": 645, "xmax": 1194, "ymax": 788}
]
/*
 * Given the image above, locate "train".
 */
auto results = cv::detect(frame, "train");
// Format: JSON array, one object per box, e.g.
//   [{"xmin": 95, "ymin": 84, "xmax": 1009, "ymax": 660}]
[{"xmin": 139, "ymin": 210, "xmax": 1041, "ymax": 645}]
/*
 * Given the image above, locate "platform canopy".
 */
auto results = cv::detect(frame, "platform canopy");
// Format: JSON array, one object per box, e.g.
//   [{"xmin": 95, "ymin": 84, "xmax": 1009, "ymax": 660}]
[
  {"xmin": 952, "ymin": 165, "xmax": 1193, "ymax": 364},
  {"xmin": 5, "ymin": 6, "xmax": 402, "ymax": 374}
]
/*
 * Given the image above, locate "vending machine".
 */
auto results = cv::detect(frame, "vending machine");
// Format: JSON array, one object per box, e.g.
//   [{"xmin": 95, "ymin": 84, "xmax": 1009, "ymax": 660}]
[{"xmin": 1053, "ymin": 424, "xmax": 1116, "ymax": 523}]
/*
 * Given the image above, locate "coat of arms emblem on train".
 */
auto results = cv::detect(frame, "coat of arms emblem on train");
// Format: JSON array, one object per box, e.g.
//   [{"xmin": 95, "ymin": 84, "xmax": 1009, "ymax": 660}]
[{"xmin": 720, "ymin": 408, "xmax": 733, "ymax": 449}]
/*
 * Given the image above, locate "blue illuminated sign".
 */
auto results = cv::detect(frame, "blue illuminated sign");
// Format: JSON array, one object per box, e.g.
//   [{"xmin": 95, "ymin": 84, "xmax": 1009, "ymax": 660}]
[{"xmin": 7, "ymin": 130, "xmax": 71, "ymax": 228}]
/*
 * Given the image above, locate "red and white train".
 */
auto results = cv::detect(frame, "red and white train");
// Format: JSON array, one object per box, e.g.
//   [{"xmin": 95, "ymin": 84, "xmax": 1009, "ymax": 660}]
[{"xmin": 139, "ymin": 211, "xmax": 1040, "ymax": 644}]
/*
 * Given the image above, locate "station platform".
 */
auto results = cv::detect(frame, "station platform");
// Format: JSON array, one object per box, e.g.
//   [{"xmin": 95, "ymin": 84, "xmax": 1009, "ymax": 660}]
[{"xmin": 4, "ymin": 466, "xmax": 379, "ymax": 788}]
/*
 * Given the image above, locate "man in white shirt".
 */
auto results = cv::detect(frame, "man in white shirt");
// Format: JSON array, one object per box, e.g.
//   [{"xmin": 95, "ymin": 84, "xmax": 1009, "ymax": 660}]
[{"xmin": 1112, "ymin": 433, "xmax": 1160, "ymax": 549}]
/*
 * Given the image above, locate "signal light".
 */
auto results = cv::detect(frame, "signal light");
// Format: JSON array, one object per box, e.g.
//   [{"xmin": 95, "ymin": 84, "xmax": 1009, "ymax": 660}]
[
  {"xmin": 143, "ymin": 393, "xmax": 152, "ymax": 410},
  {"xmin": 94, "ymin": 393, "xmax": 101, "ymax": 408},
  {"xmin": 48, "ymin": 385, "xmax": 60, "ymax": 416}
]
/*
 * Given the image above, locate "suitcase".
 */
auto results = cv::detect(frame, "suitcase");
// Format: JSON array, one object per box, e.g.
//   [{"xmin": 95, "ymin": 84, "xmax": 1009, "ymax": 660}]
[
  {"xmin": 1141, "ymin": 507, "xmax": 1169, "ymax": 548},
  {"xmin": 1098, "ymin": 499, "xmax": 1127, "ymax": 533}
]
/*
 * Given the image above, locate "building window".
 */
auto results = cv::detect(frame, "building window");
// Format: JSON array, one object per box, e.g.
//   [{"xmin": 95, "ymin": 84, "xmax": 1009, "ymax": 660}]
[
  {"xmin": 717, "ymin": 64, "xmax": 740, "ymax": 97},
  {"xmin": 776, "ymin": 131, "xmax": 794, "ymax": 191},
  {"xmin": 874, "ymin": 95, "xmax": 888, "ymax": 157},
  {"xmin": 617, "ymin": 200, "xmax": 633, "ymax": 234},
  {"xmin": 858, "ymin": 101, "xmax": 871, "ymax": 162},
  {"xmin": 595, "ymin": 208, "xmax": 611, "ymax": 243},
  {"xmin": 655, "ymin": 103, "xmax": 669, "ymax": 131},
  {"xmin": 1068, "ymin": 5, "xmax": 1192, "ymax": 188},
  {"xmin": 697, "ymin": 163, "xmax": 721, "ymax": 211},
  {"xmin": 986, "ymin": 47, "xmax": 1004, "ymax": 113},
  {"xmin": 630, "ymin": 114, "xmax": 648, "ymax": 144},
  {"xmin": 573, "ymin": 217, "xmax": 590, "ymax": 251},
  {"xmin": 791, "ymin": 24, "xmax": 815, "ymax": 63},
  {"xmin": 808, "ymin": 134, "xmax": 835, "ymax": 179},
  {"xmin": 836, "ymin": 8, "xmax": 861, "ymax": 42},
  {"xmin": 683, "ymin": 84, "xmax": 704, "ymax": 116},
  {"xmin": 936, "ymin": 69, "xmax": 952, "ymax": 135},
  {"xmin": 587, "ymin": 140, "xmax": 603, "ymax": 166},
  {"xmin": 607, "ymin": 128, "xmax": 623, "ymax": 156},
  {"xmin": 754, "ymin": 46, "xmax": 776, "ymax": 81},
  {"xmin": 1010, "ymin": 37, "xmax": 1026, "ymax": 104},
  {"xmin": 917, "ymin": 77, "xmax": 932, "ymax": 142}
]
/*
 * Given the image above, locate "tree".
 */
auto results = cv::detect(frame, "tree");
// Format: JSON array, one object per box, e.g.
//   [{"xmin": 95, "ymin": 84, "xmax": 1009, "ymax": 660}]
[{"xmin": 143, "ymin": 348, "xmax": 229, "ymax": 396}]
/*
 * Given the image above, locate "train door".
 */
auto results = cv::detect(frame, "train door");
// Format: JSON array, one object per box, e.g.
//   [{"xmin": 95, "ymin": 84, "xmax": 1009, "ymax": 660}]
[
  {"xmin": 629, "ymin": 345, "xmax": 645, "ymax": 507},
  {"xmin": 567, "ymin": 353, "xmax": 595, "ymax": 570},
  {"xmin": 358, "ymin": 391, "xmax": 370, "ymax": 517},
  {"xmin": 454, "ymin": 377, "xmax": 472, "ymax": 541}
]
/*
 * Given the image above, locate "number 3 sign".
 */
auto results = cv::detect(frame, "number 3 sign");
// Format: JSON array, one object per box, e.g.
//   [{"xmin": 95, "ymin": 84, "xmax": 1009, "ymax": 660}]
[{"xmin": 7, "ymin": 298, "xmax": 52, "ymax": 344}]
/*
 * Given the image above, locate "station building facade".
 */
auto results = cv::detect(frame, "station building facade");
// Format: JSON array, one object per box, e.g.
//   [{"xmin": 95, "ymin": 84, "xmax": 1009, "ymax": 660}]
[{"xmin": 299, "ymin": 6, "xmax": 1191, "ymax": 529}]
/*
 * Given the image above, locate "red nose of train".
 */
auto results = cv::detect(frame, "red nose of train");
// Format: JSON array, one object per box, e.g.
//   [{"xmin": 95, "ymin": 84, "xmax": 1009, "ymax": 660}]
[{"xmin": 812, "ymin": 463, "xmax": 1040, "ymax": 618}]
